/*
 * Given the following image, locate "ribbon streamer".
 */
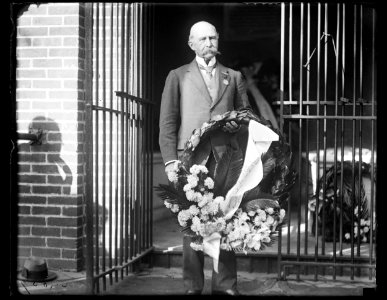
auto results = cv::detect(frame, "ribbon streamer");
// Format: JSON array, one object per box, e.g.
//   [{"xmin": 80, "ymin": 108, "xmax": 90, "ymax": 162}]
[{"xmin": 205, "ymin": 120, "xmax": 279, "ymax": 272}]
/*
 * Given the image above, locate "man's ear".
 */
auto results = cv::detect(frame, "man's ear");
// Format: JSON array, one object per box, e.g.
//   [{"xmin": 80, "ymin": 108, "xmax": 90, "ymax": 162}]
[{"xmin": 188, "ymin": 41, "xmax": 195, "ymax": 51}]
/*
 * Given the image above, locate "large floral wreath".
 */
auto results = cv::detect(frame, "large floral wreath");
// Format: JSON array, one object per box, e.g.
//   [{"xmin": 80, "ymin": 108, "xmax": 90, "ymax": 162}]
[{"xmin": 156, "ymin": 108, "xmax": 296, "ymax": 271}]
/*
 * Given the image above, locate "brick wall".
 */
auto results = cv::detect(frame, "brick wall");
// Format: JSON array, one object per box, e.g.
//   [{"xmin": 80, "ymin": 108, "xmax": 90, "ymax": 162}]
[{"xmin": 16, "ymin": 3, "xmax": 86, "ymax": 272}]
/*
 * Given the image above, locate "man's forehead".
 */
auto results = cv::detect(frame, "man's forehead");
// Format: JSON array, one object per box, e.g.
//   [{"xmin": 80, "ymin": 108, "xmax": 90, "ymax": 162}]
[{"xmin": 190, "ymin": 22, "xmax": 217, "ymax": 37}]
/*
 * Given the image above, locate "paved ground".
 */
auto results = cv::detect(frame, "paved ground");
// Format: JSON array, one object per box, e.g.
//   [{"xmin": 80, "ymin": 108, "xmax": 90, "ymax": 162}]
[{"xmin": 14, "ymin": 266, "xmax": 376, "ymax": 296}]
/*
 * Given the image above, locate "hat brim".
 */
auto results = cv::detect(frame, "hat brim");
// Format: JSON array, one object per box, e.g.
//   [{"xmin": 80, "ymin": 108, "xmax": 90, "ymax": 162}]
[{"xmin": 17, "ymin": 270, "xmax": 57, "ymax": 282}]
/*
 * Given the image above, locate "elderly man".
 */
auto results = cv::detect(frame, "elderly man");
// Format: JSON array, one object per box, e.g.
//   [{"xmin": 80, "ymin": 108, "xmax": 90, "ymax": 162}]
[{"xmin": 159, "ymin": 21, "xmax": 250, "ymax": 295}]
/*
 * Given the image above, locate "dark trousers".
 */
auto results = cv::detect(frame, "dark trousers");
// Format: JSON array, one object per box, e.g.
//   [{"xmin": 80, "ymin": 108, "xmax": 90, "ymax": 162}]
[
  {"xmin": 182, "ymin": 150, "xmax": 237, "ymax": 292},
  {"xmin": 183, "ymin": 235, "xmax": 237, "ymax": 291}
]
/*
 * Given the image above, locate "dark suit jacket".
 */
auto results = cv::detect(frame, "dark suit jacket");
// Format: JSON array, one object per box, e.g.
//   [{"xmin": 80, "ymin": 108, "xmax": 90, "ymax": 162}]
[{"xmin": 159, "ymin": 58, "xmax": 250, "ymax": 165}]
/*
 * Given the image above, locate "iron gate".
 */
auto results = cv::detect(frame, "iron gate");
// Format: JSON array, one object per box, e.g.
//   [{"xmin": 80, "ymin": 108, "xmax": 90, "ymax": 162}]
[
  {"xmin": 84, "ymin": 3, "xmax": 155, "ymax": 294},
  {"xmin": 277, "ymin": 2, "xmax": 376, "ymax": 281}
]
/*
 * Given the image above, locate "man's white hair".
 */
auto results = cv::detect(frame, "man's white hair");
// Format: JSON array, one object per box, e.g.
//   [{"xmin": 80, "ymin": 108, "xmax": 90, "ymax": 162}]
[{"xmin": 188, "ymin": 21, "xmax": 218, "ymax": 42}]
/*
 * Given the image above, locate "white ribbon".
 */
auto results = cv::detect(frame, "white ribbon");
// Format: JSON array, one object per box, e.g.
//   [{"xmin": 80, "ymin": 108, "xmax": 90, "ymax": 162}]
[
  {"xmin": 202, "ymin": 232, "xmax": 222, "ymax": 272},
  {"xmin": 206, "ymin": 120, "xmax": 279, "ymax": 272}
]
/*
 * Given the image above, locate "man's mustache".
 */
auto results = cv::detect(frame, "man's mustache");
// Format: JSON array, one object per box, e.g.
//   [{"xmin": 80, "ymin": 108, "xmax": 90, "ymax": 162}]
[{"xmin": 204, "ymin": 49, "xmax": 221, "ymax": 55}]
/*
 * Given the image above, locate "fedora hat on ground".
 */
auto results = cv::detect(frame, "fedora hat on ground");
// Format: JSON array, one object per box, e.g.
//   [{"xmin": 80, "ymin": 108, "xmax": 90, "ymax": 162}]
[{"xmin": 17, "ymin": 257, "xmax": 57, "ymax": 282}]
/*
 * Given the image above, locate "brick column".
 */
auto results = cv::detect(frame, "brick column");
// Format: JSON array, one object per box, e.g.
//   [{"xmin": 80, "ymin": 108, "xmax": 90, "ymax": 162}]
[{"xmin": 16, "ymin": 3, "xmax": 86, "ymax": 272}]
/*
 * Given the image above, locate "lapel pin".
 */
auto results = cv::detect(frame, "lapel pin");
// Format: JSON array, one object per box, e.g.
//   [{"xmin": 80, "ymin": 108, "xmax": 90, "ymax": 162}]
[{"xmin": 223, "ymin": 79, "xmax": 229, "ymax": 85}]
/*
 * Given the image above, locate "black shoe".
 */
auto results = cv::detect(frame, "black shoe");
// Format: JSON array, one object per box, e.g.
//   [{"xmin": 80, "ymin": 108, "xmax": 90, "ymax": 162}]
[
  {"xmin": 185, "ymin": 290, "xmax": 202, "ymax": 295},
  {"xmin": 212, "ymin": 289, "xmax": 241, "ymax": 296}
]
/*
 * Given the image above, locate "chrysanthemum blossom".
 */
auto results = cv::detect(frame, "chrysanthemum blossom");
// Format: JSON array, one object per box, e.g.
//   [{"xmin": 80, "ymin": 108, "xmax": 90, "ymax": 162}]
[
  {"xmin": 167, "ymin": 171, "xmax": 179, "ymax": 183},
  {"xmin": 186, "ymin": 174, "xmax": 199, "ymax": 188},
  {"xmin": 204, "ymin": 177, "xmax": 214, "ymax": 189},
  {"xmin": 171, "ymin": 204, "xmax": 179, "ymax": 213}
]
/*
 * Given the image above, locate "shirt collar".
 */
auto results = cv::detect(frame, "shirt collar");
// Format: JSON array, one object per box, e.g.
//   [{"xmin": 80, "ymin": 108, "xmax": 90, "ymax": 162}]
[{"xmin": 195, "ymin": 55, "xmax": 217, "ymax": 68}]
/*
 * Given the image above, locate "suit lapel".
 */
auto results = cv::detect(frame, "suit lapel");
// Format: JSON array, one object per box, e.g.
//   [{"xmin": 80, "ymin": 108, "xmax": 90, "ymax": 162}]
[
  {"xmin": 186, "ymin": 59, "xmax": 212, "ymax": 104},
  {"xmin": 211, "ymin": 63, "xmax": 230, "ymax": 109}
]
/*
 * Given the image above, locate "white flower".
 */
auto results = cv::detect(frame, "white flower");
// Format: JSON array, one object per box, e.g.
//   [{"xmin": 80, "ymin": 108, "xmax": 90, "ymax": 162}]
[
  {"xmin": 189, "ymin": 205, "xmax": 200, "ymax": 216},
  {"xmin": 215, "ymin": 218, "xmax": 226, "ymax": 231},
  {"xmin": 257, "ymin": 210, "xmax": 267, "ymax": 221},
  {"xmin": 164, "ymin": 201, "xmax": 172, "ymax": 209},
  {"xmin": 171, "ymin": 204, "xmax": 180, "ymax": 213},
  {"xmin": 204, "ymin": 177, "xmax": 214, "ymax": 189},
  {"xmin": 214, "ymin": 196, "xmax": 224, "ymax": 204},
  {"xmin": 224, "ymin": 222, "xmax": 234, "ymax": 234},
  {"xmin": 167, "ymin": 171, "xmax": 179, "ymax": 183},
  {"xmin": 190, "ymin": 216, "xmax": 202, "ymax": 233},
  {"xmin": 220, "ymin": 243, "xmax": 232, "ymax": 251},
  {"xmin": 345, "ymin": 233, "xmax": 350, "ymax": 240},
  {"xmin": 187, "ymin": 174, "xmax": 199, "ymax": 188},
  {"xmin": 189, "ymin": 164, "xmax": 208, "ymax": 175},
  {"xmin": 198, "ymin": 198, "xmax": 208, "ymax": 208},
  {"xmin": 280, "ymin": 209, "xmax": 286, "ymax": 219},
  {"xmin": 190, "ymin": 242, "xmax": 204, "ymax": 251},
  {"xmin": 253, "ymin": 216, "xmax": 262, "ymax": 226},
  {"xmin": 360, "ymin": 219, "xmax": 366, "ymax": 226},
  {"xmin": 185, "ymin": 190, "xmax": 195, "ymax": 201},
  {"xmin": 248, "ymin": 210, "xmax": 256, "ymax": 217},
  {"xmin": 230, "ymin": 240, "xmax": 243, "ymax": 248},
  {"xmin": 362, "ymin": 236, "xmax": 367, "ymax": 243},
  {"xmin": 266, "ymin": 215, "xmax": 275, "ymax": 226},
  {"xmin": 253, "ymin": 241, "xmax": 261, "ymax": 251},
  {"xmin": 354, "ymin": 206, "xmax": 359, "ymax": 217},
  {"xmin": 240, "ymin": 212, "xmax": 249, "ymax": 222},
  {"xmin": 194, "ymin": 192, "xmax": 203, "ymax": 202},
  {"xmin": 183, "ymin": 184, "xmax": 192, "ymax": 192},
  {"xmin": 177, "ymin": 209, "xmax": 192, "ymax": 227},
  {"xmin": 265, "ymin": 207, "xmax": 274, "ymax": 215},
  {"xmin": 200, "ymin": 214, "xmax": 209, "ymax": 222},
  {"xmin": 363, "ymin": 226, "xmax": 369, "ymax": 233}
]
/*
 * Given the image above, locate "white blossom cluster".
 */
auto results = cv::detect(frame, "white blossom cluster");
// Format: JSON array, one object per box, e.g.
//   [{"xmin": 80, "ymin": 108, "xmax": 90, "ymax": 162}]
[
  {"xmin": 344, "ymin": 207, "xmax": 376, "ymax": 243},
  {"xmin": 163, "ymin": 162, "xmax": 288, "ymax": 253},
  {"xmin": 220, "ymin": 207, "xmax": 285, "ymax": 253}
]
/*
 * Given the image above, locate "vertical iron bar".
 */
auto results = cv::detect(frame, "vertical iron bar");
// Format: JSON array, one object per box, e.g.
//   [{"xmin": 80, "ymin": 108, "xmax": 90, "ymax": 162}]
[
  {"xmin": 332, "ymin": 2, "xmax": 340, "ymax": 281},
  {"xmin": 114, "ymin": 2, "xmax": 119, "ymax": 282},
  {"xmin": 296, "ymin": 2, "xmax": 304, "ymax": 281},
  {"xmin": 357, "ymin": 5, "xmax": 363, "ymax": 268},
  {"xmin": 129, "ymin": 4, "xmax": 135, "ymax": 268},
  {"xmin": 278, "ymin": 2, "xmax": 285, "ymax": 280},
  {"xmin": 94, "ymin": 2, "xmax": 100, "ymax": 293},
  {"xmin": 350, "ymin": 4, "xmax": 357, "ymax": 281},
  {"xmin": 314, "ymin": 2, "xmax": 321, "ymax": 281},
  {"xmin": 304, "ymin": 2, "xmax": 310, "ymax": 258},
  {"xmin": 286, "ymin": 2, "xmax": 292, "ymax": 256},
  {"xmin": 84, "ymin": 2, "xmax": 94, "ymax": 294},
  {"xmin": 130, "ymin": 99, "xmax": 135, "ymax": 262},
  {"xmin": 369, "ymin": 6, "xmax": 376, "ymax": 280},
  {"xmin": 101, "ymin": 3, "xmax": 106, "ymax": 290},
  {"xmin": 136, "ymin": 102, "xmax": 141, "ymax": 257},
  {"xmin": 280, "ymin": 2, "xmax": 285, "ymax": 134},
  {"xmin": 120, "ymin": 3, "xmax": 125, "ymax": 279},
  {"xmin": 125, "ymin": 3, "xmax": 130, "ymax": 275},
  {"xmin": 108, "ymin": 2, "xmax": 113, "ymax": 286},
  {"xmin": 339, "ymin": 3, "xmax": 346, "ymax": 261},
  {"xmin": 321, "ymin": 2, "xmax": 328, "ymax": 261},
  {"xmin": 150, "ymin": 4, "xmax": 155, "ymax": 251}
]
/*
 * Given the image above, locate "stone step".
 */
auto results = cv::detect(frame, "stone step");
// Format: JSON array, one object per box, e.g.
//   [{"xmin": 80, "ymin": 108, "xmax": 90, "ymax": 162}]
[{"xmin": 150, "ymin": 249, "xmax": 375, "ymax": 279}]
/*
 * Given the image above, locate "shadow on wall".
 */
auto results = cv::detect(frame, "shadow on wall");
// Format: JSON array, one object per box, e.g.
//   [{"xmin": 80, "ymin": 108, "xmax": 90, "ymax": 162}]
[{"xmin": 19, "ymin": 116, "xmax": 73, "ymax": 191}]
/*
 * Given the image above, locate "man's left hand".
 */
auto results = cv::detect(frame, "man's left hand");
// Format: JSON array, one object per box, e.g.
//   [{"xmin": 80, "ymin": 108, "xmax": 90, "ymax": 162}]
[{"xmin": 222, "ymin": 121, "xmax": 241, "ymax": 133}]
